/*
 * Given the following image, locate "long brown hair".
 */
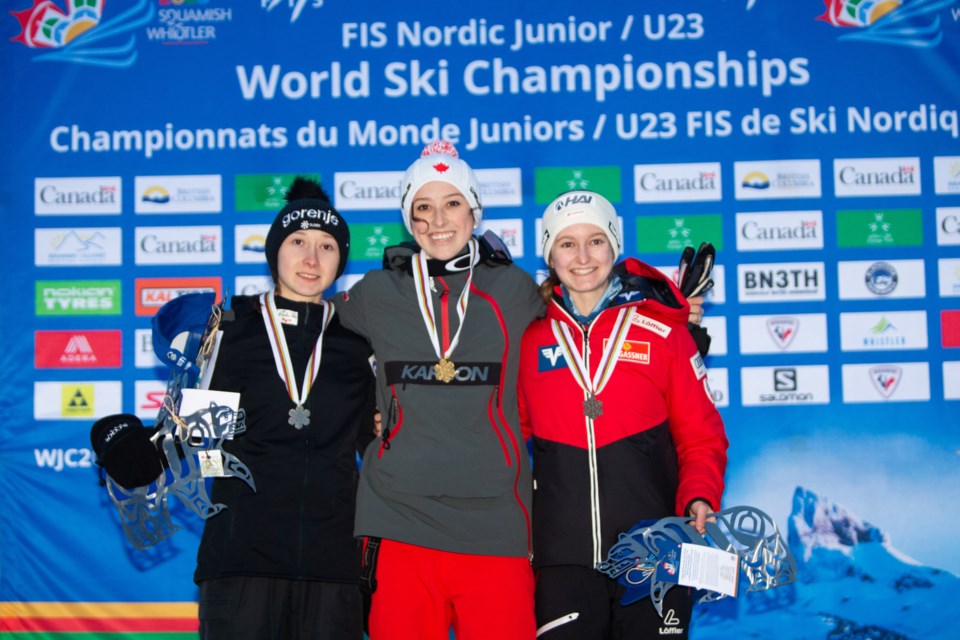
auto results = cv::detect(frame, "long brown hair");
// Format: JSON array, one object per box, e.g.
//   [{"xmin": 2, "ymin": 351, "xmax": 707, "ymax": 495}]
[{"xmin": 538, "ymin": 268, "xmax": 560, "ymax": 306}]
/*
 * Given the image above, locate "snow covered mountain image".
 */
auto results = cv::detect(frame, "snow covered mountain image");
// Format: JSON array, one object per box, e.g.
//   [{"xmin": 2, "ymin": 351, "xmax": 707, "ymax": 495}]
[{"xmin": 692, "ymin": 486, "xmax": 957, "ymax": 639}]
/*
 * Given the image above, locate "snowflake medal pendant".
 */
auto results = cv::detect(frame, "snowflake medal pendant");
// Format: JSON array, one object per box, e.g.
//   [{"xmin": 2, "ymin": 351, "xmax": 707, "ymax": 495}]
[
  {"xmin": 583, "ymin": 395, "xmax": 604, "ymax": 419},
  {"xmin": 289, "ymin": 404, "xmax": 311, "ymax": 429},
  {"xmin": 434, "ymin": 358, "xmax": 456, "ymax": 383}
]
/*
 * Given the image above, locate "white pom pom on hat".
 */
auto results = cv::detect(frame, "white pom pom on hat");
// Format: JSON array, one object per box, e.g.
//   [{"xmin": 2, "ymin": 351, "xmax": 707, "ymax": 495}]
[
  {"xmin": 541, "ymin": 190, "xmax": 622, "ymax": 262},
  {"xmin": 400, "ymin": 140, "xmax": 482, "ymax": 234}
]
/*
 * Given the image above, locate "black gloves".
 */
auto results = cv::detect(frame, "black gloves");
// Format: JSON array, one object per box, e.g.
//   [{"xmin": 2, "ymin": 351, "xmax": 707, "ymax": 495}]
[{"xmin": 90, "ymin": 414, "xmax": 165, "ymax": 489}]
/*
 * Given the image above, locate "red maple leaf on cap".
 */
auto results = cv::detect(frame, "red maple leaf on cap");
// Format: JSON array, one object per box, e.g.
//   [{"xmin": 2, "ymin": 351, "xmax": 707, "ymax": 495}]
[
  {"xmin": 432, "ymin": 162, "xmax": 450, "ymax": 173},
  {"xmin": 421, "ymin": 140, "xmax": 459, "ymax": 158}
]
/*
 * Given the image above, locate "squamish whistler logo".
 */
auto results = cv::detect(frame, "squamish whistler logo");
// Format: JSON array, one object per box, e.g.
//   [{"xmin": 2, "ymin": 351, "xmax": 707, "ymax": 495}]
[{"xmin": 9, "ymin": 0, "xmax": 154, "ymax": 67}]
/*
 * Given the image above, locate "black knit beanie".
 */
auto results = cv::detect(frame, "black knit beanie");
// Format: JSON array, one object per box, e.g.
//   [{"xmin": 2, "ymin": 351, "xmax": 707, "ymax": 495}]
[{"xmin": 265, "ymin": 177, "xmax": 350, "ymax": 279}]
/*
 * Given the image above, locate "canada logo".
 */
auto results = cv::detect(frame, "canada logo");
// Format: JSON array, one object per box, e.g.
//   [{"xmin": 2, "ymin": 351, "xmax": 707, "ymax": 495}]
[{"xmin": 9, "ymin": 0, "xmax": 154, "ymax": 67}]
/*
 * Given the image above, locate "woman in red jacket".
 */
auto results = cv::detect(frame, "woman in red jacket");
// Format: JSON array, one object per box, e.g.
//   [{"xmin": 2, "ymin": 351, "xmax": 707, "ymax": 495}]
[{"xmin": 518, "ymin": 190, "xmax": 728, "ymax": 640}]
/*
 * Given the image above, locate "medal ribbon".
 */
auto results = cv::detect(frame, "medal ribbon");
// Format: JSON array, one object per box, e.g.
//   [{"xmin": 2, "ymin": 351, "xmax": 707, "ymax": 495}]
[
  {"xmin": 550, "ymin": 308, "xmax": 632, "ymax": 404},
  {"xmin": 411, "ymin": 239, "xmax": 479, "ymax": 362},
  {"xmin": 260, "ymin": 290, "xmax": 333, "ymax": 406}
]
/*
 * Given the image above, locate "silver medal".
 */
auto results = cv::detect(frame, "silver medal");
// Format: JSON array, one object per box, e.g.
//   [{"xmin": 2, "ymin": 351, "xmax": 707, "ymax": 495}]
[
  {"xmin": 583, "ymin": 395, "xmax": 604, "ymax": 419},
  {"xmin": 288, "ymin": 404, "xmax": 311, "ymax": 430}
]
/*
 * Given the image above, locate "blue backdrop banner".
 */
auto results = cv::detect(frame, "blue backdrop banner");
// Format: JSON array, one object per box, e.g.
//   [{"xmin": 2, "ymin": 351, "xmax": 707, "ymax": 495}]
[{"xmin": 2, "ymin": 1, "xmax": 959, "ymax": 637}]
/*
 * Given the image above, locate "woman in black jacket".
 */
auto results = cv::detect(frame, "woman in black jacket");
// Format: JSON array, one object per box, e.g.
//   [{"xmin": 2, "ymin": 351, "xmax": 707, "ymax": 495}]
[{"xmin": 194, "ymin": 178, "xmax": 376, "ymax": 640}]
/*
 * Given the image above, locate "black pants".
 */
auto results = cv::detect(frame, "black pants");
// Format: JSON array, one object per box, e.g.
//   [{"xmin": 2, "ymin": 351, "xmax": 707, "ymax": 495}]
[
  {"xmin": 198, "ymin": 576, "xmax": 363, "ymax": 640},
  {"xmin": 535, "ymin": 565, "xmax": 693, "ymax": 639}
]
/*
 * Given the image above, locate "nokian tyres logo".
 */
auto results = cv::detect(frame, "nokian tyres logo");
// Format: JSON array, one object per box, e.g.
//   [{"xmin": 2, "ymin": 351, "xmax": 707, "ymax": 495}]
[{"xmin": 36, "ymin": 280, "xmax": 121, "ymax": 316}]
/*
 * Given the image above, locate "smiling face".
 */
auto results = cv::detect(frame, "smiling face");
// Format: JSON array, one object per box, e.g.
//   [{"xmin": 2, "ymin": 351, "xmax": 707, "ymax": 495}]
[
  {"xmin": 275, "ymin": 229, "xmax": 340, "ymax": 303},
  {"xmin": 549, "ymin": 223, "xmax": 616, "ymax": 316},
  {"xmin": 409, "ymin": 181, "xmax": 475, "ymax": 261}
]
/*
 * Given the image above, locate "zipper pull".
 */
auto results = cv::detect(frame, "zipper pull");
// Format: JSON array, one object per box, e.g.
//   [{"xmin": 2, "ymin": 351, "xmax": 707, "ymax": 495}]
[{"xmin": 381, "ymin": 396, "xmax": 399, "ymax": 450}]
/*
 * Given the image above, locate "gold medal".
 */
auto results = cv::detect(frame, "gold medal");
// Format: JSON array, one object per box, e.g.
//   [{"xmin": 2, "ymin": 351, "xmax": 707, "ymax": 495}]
[{"xmin": 434, "ymin": 358, "xmax": 456, "ymax": 383}]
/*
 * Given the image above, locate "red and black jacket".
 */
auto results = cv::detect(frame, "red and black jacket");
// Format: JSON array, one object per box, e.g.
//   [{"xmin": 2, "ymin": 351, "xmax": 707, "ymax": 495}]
[{"xmin": 518, "ymin": 259, "xmax": 728, "ymax": 570}]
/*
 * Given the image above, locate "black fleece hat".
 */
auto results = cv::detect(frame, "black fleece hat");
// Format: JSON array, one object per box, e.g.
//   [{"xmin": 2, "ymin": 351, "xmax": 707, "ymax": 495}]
[{"xmin": 265, "ymin": 177, "xmax": 350, "ymax": 280}]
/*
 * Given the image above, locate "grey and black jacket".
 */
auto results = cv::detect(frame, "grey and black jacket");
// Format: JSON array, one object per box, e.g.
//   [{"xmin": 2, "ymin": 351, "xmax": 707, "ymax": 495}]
[{"xmin": 335, "ymin": 239, "xmax": 543, "ymax": 557}]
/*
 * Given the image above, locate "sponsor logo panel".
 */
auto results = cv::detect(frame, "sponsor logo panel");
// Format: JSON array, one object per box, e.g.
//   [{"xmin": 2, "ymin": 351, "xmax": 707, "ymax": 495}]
[
  {"xmin": 235, "ymin": 275, "xmax": 273, "ymax": 297},
  {"xmin": 475, "ymin": 168, "xmax": 522, "ymax": 207},
  {"xmin": 833, "ymin": 157, "xmax": 921, "ymax": 197},
  {"xmin": 135, "ymin": 329, "xmax": 165, "ymax": 369},
  {"xmin": 942, "ymin": 310, "xmax": 960, "ymax": 348},
  {"xmin": 939, "ymin": 259, "xmax": 960, "ymax": 297},
  {"xmin": 739, "ymin": 314, "xmax": 828, "ymax": 354},
  {"xmin": 478, "ymin": 218, "xmax": 524, "ymax": 258},
  {"xmin": 635, "ymin": 214, "xmax": 723, "ymax": 253},
  {"xmin": 735, "ymin": 211, "xmax": 823, "ymax": 251},
  {"xmin": 334, "ymin": 171, "xmax": 403, "ymax": 211},
  {"xmin": 839, "ymin": 311, "xmax": 929, "ymax": 351},
  {"xmin": 706, "ymin": 367, "xmax": 729, "ymax": 408},
  {"xmin": 134, "ymin": 175, "xmax": 222, "ymax": 214},
  {"xmin": 135, "ymin": 277, "xmax": 222, "ymax": 316},
  {"xmin": 633, "ymin": 162, "xmax": 722, "ymax": 203},
  {"xmin": 34, "ymin": 177, "xmax": 122, "ymax": 215},
  {"xmin": 534, "ymin": 166, "xmax": 621, "ymax": 204},
  {"xmin": 842, "ymin": 363, "xmax": 930, "ymax": 403},
  {"xmin": 836, "ymin": 209, "xmax": 923, "ymax": 247},
  {"xmin": 741, "ymin": 365, "xmax": 830, "ymax": 406},
  {"xmin": 944, "ymin": 362, "xmax": 960, "ymax": 400},
  {"xmin": 36, "ymin": 280, "xmax": 122, "ymax": 316},
  {"xmin": 837, "ymin": 259, "xmax": 926, "ymax": 300},
  {"xmin": 35, "ymin": 330, "xmax": 122, "ymax": 368},
  {"xmin": 936, "ymin": 208, "xmax": 960, "ymax": 246},
  {"xmin": 235, "ymin": 173, "xmax": 310, "ymax": 211},
  {"xmin": 135, "ymin": 380, "xmax": 168, "ymax": 420},
  {"xmin": 733, "ymin": 160, "xmax": 821, "ymax": 200},
  {"xmin": 737, "ymin": 262, "xmax": 825, "ymax": 302},
  {"xmin": 933, "ymin": 156, "xmax": 960, "ymax": 195},
  {"xmin": 235, "ymin": 224, "xmax": 269, "ymax": 264},
  {"xmin": 699, "ymin": 316, "xmax": 727, "ymax": 356},
  {"xmin": 35, "ymin": 227, "xmax": 122, "ymax": 266},
  {"xmin": 350, "ymin": 223, "xmax": 413, "ymax": 262},
  {"xmin": 34, "ymin": 381, "xmax": 122, "ymax": 421},
  {"xmin": 135, "ymin": 225, "xmax": 223, "ymax": 265}
]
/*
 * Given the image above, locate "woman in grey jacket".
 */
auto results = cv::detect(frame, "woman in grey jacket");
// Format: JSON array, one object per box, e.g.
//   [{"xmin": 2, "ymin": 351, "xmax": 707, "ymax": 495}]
[{"xmin": 335, "ymin": 141, "xmax": 541, "ymax": 640}]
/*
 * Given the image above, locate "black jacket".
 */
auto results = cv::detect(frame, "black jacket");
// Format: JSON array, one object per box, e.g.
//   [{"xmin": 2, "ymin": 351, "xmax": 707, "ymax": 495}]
[{"xmin": 194, "ymin": 294, "xmax": 376, "ymax": 584}]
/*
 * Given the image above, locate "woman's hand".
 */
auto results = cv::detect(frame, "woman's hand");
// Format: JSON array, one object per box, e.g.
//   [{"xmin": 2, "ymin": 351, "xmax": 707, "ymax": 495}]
[
  {"xmin": 687, "ymin": 499, "xmax": 713, "ymax": 535},
  {"xmin": 687, "ymin": 295, "xmax": 705, "ymax": 326}
]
